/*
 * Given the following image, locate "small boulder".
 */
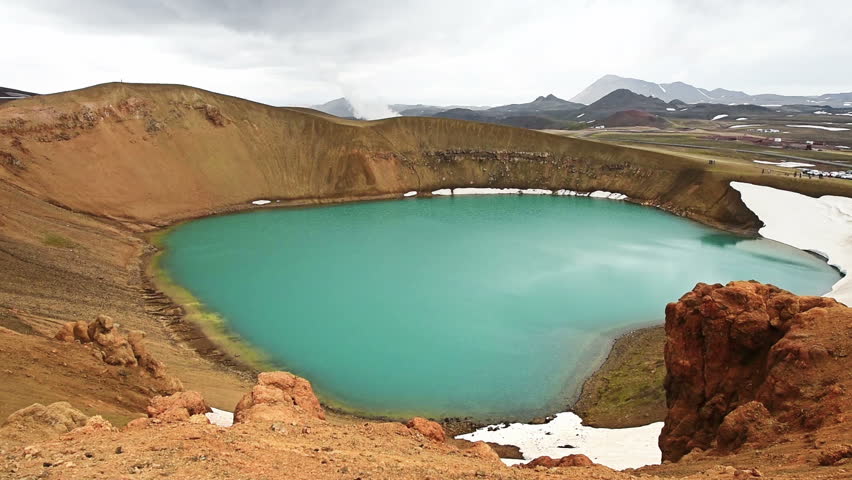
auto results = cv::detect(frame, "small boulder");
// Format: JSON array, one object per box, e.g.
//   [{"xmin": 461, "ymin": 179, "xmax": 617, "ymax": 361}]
[
  {"xmin": 466, "ymin": 441, "xmax": 501, "ymax": 462},
  {"xmin": 54, "ymin": 323, "xmax": 75, "ymax": 342},
  {"xmin": 522, "ymin": 454, "xmax": 595, "ymax": 468},
  {"xmin": 234, "ymin": 371, "xmax": 325, "ymax": 423},
  {"xmin": 88, "ymin": 315, "xmax": 137, "ymax": 366},
  {"xmin": 69, "ymin": 415, "xmax": 115, "ymax": 435},
  {"xmin": 0, "ymin": 402, "xmax": 88, "ymax": 444},
  {"xmin": 716, "ymin": 401, "xmax": 779, "ymax": 452},
  {"xmin": 405, "ymin": 417, "xmax": 446, "ymax": 443},
  {"xmin": 147, "ymin": 391, "xmax": 211, "ymax": 423},
  {"xmin": 818, "ymin": 445, "xmax": 852, "ymax": 466},
  {"xmin": 188, "ymin": 414, "xmax": 211, "ymax": 425},
  {"xmin": 54, "ymin": 321, "xmax": 91, "ymax": 343},
  {"xmin": 127, "ymin": 330, "xmax": 166, "ymax": 378},
  {"xmin": 124, "ymin": 417, "xmax": 150, "ymax": 430}
]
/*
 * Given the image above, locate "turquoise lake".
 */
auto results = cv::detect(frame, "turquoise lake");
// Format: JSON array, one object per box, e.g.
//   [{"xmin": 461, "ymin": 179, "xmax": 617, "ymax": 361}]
[{"xmin": 160, "ymin": 195, "xmax": 840, "ymax": 421}]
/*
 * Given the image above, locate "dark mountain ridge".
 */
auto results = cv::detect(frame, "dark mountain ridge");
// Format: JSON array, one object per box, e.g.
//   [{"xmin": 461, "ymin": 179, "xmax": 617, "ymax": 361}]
[
  {"xmin": 571, "ymin": 74, "xmax": 852, "ymax": 107},
  {"xmin": 0, "ymin": 86, "xmax": 37, "ymax": 104}
]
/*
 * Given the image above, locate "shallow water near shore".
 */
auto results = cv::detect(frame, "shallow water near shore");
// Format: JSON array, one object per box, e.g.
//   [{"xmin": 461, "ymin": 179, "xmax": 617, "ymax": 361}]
[{"xmin": 160, "ymin": 195, "xmax": 840, "ymax": 421}]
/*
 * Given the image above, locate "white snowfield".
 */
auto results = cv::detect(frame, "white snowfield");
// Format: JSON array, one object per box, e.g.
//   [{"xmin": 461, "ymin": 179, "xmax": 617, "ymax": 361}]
[
  {"xmin": 430, "ymin": 188, "xmax": 627, "ymax": 200},
  {"xmin": 711, "ymin": 114, "xmax": 728, "ymax": 121},
  {"xmin": 753, "ymin": 160, "xmax": 814, "ymax": 168},
  {"xmin": 729, "ymin": 124, "xmax": 763, "ymax": 129},
  {"xmin": 785, "ymin": 124, "xmax": 850, "ymax": 132},
  {"xmin": 457, "ymin": 412, "xmax": 663, "ymax": 470},
  {"xmin": 736, "ymin": 117, "xmax": 748, "ymax": 121},
  {"xmin": 205, "ymin": 408, "xmax": 234, "ymax": 427},
  {"xmin": 251, "ymin": 199, "xmax": 272, "ymax": 205},
  {"xmin": 731, "ymin": 182, "xmax": 852, "ymax": 305},
  {"xmin": 403, "ymin": 191, "xmax": 417, "ymax": 197}
]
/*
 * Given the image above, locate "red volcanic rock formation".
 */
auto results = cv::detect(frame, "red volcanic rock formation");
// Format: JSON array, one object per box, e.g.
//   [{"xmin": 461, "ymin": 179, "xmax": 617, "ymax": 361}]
[
  {"xmin": 660, "ymin": 281, "xmax": 849, "ymax": 462},
  {"xmin": 56, "ymin": 315, "xmax": 136, "ymax": 366},
  {"xmin": 234, "ymin": 371, "xmax": 325, "ymax": 423},
  {"xmin": 147, "ymin": 391, "xmax": 212, "ymax": 423},
  {"xmin": 54, "ymin": 315, "xmax": 183, "ymax": 391},
  {"xmin": 521, "ymin": 454, "xmax": 594, "ymax": 468},
  {"xmin": 406, "ymin": 417, "xmax": 446, "ymax": 442},
  {"xmin": 466, "ymin": 441, "xmax": 501, "ymax": 461}
]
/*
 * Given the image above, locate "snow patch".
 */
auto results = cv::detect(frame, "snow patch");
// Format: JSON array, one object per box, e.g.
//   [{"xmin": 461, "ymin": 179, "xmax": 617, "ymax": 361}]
[
  {"xmin": 589, "ymin": 190, "xmax": 628, "ymax": 199},
  {"xmin": 431, "ymin": 188, "xmax": 627, "ymax": 200},
  {"xmin": 736, "ymin": 117, "xmax": 748, "ymax": 121},
  {"xmin": 403, "ymin": 191, "xmax": 417, "ymax": 197},
  {"xmin": 785, "ymin": 124, "xmax": 850, "ymax": 132},
  {"xmin": 251, "ymin": 200, "xmax": 271, "ymax": 205},
  {"xmin": 753, "ymin": 160, "xmax": 814, "ymax": 168},
  {"xmin": 457, "ymin": 412, "xmax": 663, "ymax": 470},
  {"xmin": 730, "ymin": 182, "xmax": 852, "ymax": 305},
  {"xmin": 666, "ymin": 108, "xmax": 676, "ymax": 111},
  {"xmin": 453, "ymin": 188, "xmax": 520, "ymax": 195},
  {"xmin": 729, "ymin": 124, "xmax": 763, "ymax": 129},
  {"xmin": 657, "ymin": 83, "xmax": 666, "ymax": 93},
  {"xmin": 576, "ymin": 113, "xmax": 585, "ymax": 118},
  {"xmin": 711, "ymin": 114, "xmax": 728, "ymax": 121},
  {"xmin": 206, "ymin": 408, "xmax": 234, "ymax": 427}
]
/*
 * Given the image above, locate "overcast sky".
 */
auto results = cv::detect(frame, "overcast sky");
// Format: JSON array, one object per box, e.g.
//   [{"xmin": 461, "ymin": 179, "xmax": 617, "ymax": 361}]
[{"xmin": 3, "ymin": 0, "xmax": 851, "ymax": 111}]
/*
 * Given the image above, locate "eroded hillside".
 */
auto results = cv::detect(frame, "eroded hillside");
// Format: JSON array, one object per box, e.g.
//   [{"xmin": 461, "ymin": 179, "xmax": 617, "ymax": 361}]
[{"xmin": 5, "ymin": 82, "xmax": 850, "ymax": 230}]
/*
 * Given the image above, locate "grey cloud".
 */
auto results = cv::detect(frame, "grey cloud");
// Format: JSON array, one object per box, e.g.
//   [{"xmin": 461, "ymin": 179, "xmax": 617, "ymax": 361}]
[{"xmin": 5, "ymin": 1, "xmax": 852, "ymax": 109}]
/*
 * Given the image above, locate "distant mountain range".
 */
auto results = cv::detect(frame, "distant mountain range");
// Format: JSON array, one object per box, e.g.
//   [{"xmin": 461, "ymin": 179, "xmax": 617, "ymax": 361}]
[
  {"xmin": 311, "ymin": 97, "xmax": 357, "ymax": 118},
  {"xmin": 431, "ymin": 94, "xmax": 584, "ymax": 129},
  {"xmin": 311, "ymin": 74, "xmax": 852, "ymax": 124},
  {"xmin": 311, "ymin": 98, "xmax": 492, "ymax": 119},
  {"xmin": 0, "ymin": 87, "xmax": 37, "ymax": 104},
  {"xmin": 311, "ymin": 84, "xmax": 851, "ymax": 130},
  {"xmin": 571, "ymin": 74, "xmax": 852, "ymax": 108}
]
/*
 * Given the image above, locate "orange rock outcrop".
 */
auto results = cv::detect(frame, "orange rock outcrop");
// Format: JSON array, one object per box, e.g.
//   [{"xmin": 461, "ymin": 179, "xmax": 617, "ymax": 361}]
[
  {"xmin": 406, "ymin": 417, "xmax": 446, "ymax": 442},
  {"xmin": 54, "ymin": 315, "xmax": 183, "ymax": 392},
  {"xmin": 234, "ymin": 371, "xmax": 325, "ymax": 423},
  {"xmin": 660, "ymin": 281, "xmax": 849, "ymax": 462}
]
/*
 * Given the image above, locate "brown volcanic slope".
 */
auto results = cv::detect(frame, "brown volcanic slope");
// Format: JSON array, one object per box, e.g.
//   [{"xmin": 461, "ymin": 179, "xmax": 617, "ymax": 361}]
[
  {"xmin": 1, "ymin": 83, "xmax": 852, "ymax": 479},
  {"xmin": 3, "ymin": 82, "xmax": 851, "ymax": 229}
]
